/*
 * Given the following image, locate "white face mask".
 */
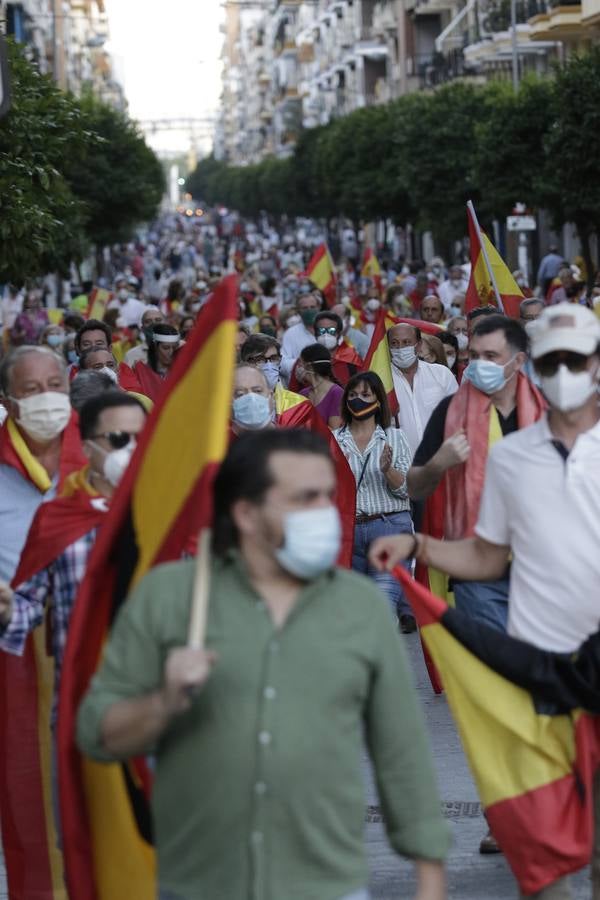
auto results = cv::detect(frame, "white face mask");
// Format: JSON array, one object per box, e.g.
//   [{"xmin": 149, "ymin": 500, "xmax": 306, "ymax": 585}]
[
  {"xmin": 275, "ymin": 505, "xmax": 341, "ymax": 580},
  {"xmin": 100, "ymin": 366, "xmax": 118, "ymax": 384},
  {"xmin": 446, "ymin": 353, "xmax": 456, "ymax": 369},
  {"xmin": 456, "ymin": 332, "xmax": 469, "ymax": 351},
  {"xmin": 317, "ymin": 334, "xmax": 338, "ymax": 352},
  {"xmin": 365, "ymin": 298, "xmax": 381, "ymax": 313},
  {"xmin": 540, "ymin": 364, "xmax": 598, "ymax": 412},
  {"xmin": 286, "ymin": 314, "xmax": 301, "ymax": 328},
  {"xmin": 89, "ymin": 440, "xmax": 136, "ymax": 487},
  {"xmin": 11, "ymin": 391, "xmax": 71, "ymax": 442},
  {"xmin": 117, "ymin": 288, "xmax": 129, "ymax": 301},
  {"xmin": 450, "ymin": 304, "xmax": 462, "ymax": 318},
  {"xmin": 391, "ymin": 346, "xmax": 417, "ymax": 369}
]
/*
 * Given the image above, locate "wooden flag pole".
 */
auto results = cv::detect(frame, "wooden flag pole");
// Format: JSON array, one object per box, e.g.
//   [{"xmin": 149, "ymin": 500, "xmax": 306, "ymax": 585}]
[
  {"xmin": 188, "ymin": 528, "xmax": 212, "ymax": 648},
  {"xmin": 467, "ymin": 200, "xmax": 505, "ymax": 314}
]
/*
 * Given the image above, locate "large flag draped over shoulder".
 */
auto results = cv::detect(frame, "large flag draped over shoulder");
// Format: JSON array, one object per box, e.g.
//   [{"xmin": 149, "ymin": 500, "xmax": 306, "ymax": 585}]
[
  {"xmin": 394, "ymin": 566, "xmax": 600, "ymax": 895},
  {"xmin": 305, "ymin": 243, "xmax": 337, "ymax": 307},
  {"xmin": 58, "ymin": 276, "xmax": 239, "ymax": 900},
  {"xmin": 465, "ymin": 203, "xmax": 523, "ymax": 319}
]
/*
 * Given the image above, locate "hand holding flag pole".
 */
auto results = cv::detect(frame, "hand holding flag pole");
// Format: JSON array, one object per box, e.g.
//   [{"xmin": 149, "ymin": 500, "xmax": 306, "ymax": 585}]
[{"xmin": 188, "ymin": 528, "xmax": 212, "ymax": 648}]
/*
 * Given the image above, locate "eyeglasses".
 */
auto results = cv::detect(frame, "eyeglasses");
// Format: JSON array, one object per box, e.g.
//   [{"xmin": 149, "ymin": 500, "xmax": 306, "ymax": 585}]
[
  {"xmin": 535, "ymin": 352, "xmax": 589, "ymax": 377},
  {"xmin": 316, "ymin": 326, "xmax": 338, "ymax": 336},
  {"xmin": 246, "ymin": 353, "xmax": 281, "ymax": 365},
  {"xmin": 91, "ymin": 431, "xmax": 136, "ymax": 450}
]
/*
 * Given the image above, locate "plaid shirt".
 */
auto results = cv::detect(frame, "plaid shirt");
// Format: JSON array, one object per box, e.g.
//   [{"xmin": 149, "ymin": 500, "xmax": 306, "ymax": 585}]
[{"xmin": 0, "ymin": 528, "xmax": 98, "ymax": 718}]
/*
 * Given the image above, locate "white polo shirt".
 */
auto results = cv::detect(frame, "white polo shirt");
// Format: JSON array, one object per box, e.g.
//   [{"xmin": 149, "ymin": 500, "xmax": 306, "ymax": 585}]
[
  {"xmin": 392, "ymin": 361, "xmax": 458, "ymax": 457},
  {"xmin": 475, "ymin": 414, "xmax": 600, "ymax": 652}
]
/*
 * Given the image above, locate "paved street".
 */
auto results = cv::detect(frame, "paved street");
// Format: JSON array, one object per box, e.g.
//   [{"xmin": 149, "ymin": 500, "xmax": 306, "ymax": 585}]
[
  {"xmin": 0, "ymin": 630, "xmax": 591, "ymax": 899},
  {"xmin": 366, "ymin": 632, "xmax": 591, "ymax": 899}
]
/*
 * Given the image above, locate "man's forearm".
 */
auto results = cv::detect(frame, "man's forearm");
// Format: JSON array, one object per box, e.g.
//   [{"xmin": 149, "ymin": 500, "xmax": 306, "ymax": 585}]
[
  {"xmin": 414, "ymin": 859, "xmax": 446, "ymax": 899},
  {"xmin": 407, "ymin": 462, "xmax": 444, "ymax": 500},
  {"xmin": 419, "ymin": 534, "xmax": 509, "ymax": 582},
  {"xmin": 100, "ymin": 690, "xmax": 172, "ymax": 759}
]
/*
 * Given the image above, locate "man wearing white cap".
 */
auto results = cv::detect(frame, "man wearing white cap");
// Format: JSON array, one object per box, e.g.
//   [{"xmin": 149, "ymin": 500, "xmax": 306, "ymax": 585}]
[{"xmin": 370, "ymin": 302, "xmax": 600, "ymax": 898}]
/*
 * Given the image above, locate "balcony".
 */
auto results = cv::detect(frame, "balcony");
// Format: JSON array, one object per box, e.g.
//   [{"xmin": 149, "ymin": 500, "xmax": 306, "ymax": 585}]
[
  {"xmin": 528, "ymin": 0, "xmax": 584, "ymax": 39},
  {"xmin": 582, "ymin": 0, "xmax": 600, "ymax": 21},
  {"xmin": 410, "ymin": 48, "xmax": 470, "ymax": 86}
]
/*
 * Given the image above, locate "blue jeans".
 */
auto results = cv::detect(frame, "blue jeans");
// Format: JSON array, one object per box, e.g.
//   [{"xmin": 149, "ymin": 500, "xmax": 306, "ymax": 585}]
[
  {"xmin": 453, "ymin": 577, "xmax": 509, "ymax": 633},
  {"xmin": 352, "ymin": 511, "xmax": 413, "ymax": 617}
]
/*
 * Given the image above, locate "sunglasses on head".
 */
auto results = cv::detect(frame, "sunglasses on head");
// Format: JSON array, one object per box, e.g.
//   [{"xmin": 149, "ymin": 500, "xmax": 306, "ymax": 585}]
[
  {"xmin": 316, "ymin": 326, "xmax": 338, "ymax": 336},
  {"xmin": 535, "ymin": 351, "xmax": 589, "ymax": 378},
  {"xmin": 91, "ymin": 431, "xmax": 136, "ymax": 450}
]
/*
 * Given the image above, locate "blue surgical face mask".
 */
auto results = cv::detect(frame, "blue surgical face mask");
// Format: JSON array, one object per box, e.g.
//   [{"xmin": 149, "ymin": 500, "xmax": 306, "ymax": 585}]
[
  {"xmin": 261, "ymin": 361, "xmax": 280, "ymax": 390},
  {"xmin": 67, "ymin": 350, "xmax": 79, "ymax": 364},
  {"xmin": 232, "ymin": 392, "xmax": 272, "ymax": 429},
  {"xmin": 46, "ymin": 334, "xmax": 64, "ymax": 347},
  {"xmin": 463, "ymin": 357, "xmax": 516, "ymax": 395}
]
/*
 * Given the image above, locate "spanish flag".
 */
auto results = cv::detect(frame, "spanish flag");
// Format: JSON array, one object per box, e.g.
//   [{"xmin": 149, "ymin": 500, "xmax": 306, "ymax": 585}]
[
  {"xmin": 87, "ymin": 287, "xmax": 113, "ymax": 321},
  {"xmin": 394, "ymin": 566, "xmax": 600, "ymax": 895},
  {"xmin": 58, "ymin": 276, "xmax": 239, "ymax": 900},
  {"xmin": 361, "ymin": 247, "xmax": 382, "ymax": 294},
  {"xmin": 305, "ymin": 243, "xmax": 337, "ymax": 307},
  {"xmin": 465, "ymin": 202, "xmax": 523, "ymax": 319},
  {"xmin": 364, "ymin": 309, "xmax": 398, "ymax": 416}
]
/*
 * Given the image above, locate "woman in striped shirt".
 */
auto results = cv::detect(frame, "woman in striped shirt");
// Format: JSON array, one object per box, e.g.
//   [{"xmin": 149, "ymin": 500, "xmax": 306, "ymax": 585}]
[{"xmin": 334, "ymin": 371, "xmax": 416, "ymax": 633}]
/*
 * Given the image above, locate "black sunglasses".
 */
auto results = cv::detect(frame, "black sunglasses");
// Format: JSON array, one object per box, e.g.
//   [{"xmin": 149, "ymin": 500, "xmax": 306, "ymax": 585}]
[
  {"xmin": 535, "ymin": 351, "xmax": 589, "ymax": 378},
  {"xmin": 91, "ymin": 431, "xmax": 136, "ymax": 450}
]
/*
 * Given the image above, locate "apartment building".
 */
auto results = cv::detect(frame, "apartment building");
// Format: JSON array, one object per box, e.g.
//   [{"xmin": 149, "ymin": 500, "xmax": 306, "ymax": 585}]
[
  {"xmin": 215, "ymin": 0, "xmax": 600, "ymax": 162},
  {"xmin": 0, "ymin": 0, "xmax": 124, "ymax": 105}
]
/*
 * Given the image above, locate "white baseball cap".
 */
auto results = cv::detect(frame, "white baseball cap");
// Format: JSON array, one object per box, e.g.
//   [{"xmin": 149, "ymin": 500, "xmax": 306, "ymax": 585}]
[{"xmin": 529, "ymin": 302, "xmax": 600, "ymax": 360}]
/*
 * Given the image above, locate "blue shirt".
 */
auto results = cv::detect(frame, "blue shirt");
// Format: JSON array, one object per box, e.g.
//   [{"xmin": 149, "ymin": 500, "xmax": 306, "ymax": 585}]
[{"xmin": 0, "ymin": 463, "xmax": 57, "ymax": 583}]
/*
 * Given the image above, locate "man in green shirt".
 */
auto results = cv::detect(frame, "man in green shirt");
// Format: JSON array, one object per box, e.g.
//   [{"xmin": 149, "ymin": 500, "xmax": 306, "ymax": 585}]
[{"xmin": 77, "ymin": 429, "xmax": 449, "ymax": 900}]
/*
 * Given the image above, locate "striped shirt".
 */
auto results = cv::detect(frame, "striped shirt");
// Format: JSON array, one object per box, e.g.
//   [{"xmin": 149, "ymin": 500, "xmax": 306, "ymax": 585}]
[
  {"xmin": 334, "ymin": 425, "xmax": 411, "ymax": 516},
  {"xmin": 0, "ymin": 528, "xmax": 98, "ymax": 722}
]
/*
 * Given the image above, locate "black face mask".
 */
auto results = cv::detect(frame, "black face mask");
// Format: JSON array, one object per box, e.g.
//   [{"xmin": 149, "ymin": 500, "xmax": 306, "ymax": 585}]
[{"xmin": 347, "ymin": 397, "xmax": 380, "ymax": 420}]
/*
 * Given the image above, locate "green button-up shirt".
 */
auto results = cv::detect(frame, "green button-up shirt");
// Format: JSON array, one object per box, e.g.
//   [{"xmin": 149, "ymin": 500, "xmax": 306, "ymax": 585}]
[{"xmin": 77, "ymin": 552, "xmax": 450, "ymax": 900}]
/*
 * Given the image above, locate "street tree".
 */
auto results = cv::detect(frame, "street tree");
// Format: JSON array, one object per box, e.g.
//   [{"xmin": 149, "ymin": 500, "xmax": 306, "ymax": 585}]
[{"xmin": 0, "ymin": 41, "xmax": 91, "ymax": 282}]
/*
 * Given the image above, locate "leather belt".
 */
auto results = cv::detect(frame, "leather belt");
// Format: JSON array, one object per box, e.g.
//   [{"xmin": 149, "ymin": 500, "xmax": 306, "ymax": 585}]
[{"xmin": 355, "ymin": 513, "xmax": 385, "ymax": 524}]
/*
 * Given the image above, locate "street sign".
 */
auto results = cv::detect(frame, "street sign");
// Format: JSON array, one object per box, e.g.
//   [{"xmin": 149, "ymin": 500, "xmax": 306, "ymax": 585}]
[
  {"xmin": 0, "ymin": 34, "xmax": 11, "ymax": 119},
  {"xmin": 507, "ymin": 215, "xmax": 536, "ymax": 232}
]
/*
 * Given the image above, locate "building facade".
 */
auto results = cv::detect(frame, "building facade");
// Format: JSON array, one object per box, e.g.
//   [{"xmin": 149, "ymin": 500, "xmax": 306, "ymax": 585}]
[
  {"xmin": 215, "ymin": 0, "xmax": 600, "ymax": 162},
  {"xmin": 0, "ymin": 0, "xmax": 124, "ymax": 106}
]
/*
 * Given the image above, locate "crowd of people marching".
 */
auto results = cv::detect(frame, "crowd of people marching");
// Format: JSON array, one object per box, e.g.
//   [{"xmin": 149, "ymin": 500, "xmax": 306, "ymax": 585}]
[{"xmin": 0, "ymin": 209, "xmax": 599, "ymax": 900}]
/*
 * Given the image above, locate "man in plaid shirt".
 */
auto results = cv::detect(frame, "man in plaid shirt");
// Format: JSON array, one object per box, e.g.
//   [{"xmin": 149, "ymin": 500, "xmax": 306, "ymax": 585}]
[{"xmin": 0, "ymin": 391, "xmax": 147, "ymax": 708}]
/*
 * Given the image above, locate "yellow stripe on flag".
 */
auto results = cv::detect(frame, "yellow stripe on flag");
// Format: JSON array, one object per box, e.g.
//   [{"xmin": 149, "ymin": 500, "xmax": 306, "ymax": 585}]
[
  {"xmin": 131, "ymin": 318, "xmax": 236, "ymax": 581},
  {"xmin": 422, "ymin": 621, "xmax": 576, "ymax": 807},
  {"xmin": 310, "ymin": 253, "xmax": 334, "ymax": 291}
]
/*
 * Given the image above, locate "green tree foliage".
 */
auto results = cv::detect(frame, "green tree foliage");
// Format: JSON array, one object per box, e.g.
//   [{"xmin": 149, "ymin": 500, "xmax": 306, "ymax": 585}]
[
  {"xmin": 0, "ymin": 41, "xmax": 164, "ymax": 283},
  {"xmin": 68, "ymin": 92, "xmax": 165, "ymax": 248},
  {"xmin": 0, "ymin": 41, "xmax": 91, "ymax": 281},
  {"xmin": 186, "ymin": 49, "xmax": 600, "ymax": 272}
]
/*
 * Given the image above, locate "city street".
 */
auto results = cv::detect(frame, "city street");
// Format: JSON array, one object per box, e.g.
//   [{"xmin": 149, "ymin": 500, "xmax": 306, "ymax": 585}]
[
  {"xmin": 365, "ymin": 633, "xmax": 591, "ymax": 899},
  {"xmin": 0, "ymin": 629, "xmax": 591, "ymax": 900}
]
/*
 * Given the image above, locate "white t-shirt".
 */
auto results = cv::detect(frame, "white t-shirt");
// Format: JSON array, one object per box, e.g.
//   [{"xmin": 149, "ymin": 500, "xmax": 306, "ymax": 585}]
[
  {"xmin": 107, "ymin": 296, "xmax": 146, "ymax": 327},
  {"xmin": 281, "ymin": 322, "xmax": 317, "ymax": 381},
  {"xmin": 475, "ymin": 415, "xmax": 600, "ymax": 652},
  {"xmin": 392, "ymin": 361, "xmax": 458, "ymax": 457}
]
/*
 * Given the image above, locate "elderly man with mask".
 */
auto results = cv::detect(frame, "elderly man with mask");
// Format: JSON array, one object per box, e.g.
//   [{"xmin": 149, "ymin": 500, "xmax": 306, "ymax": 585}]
[
  {"xmin": 0, "ymin": 391, "xmax": 146, "ymax": 690},
  {"xmin": 124, "ymin": 306, "xmax": 165, "ymax": 367},
  {"xmin": 437, "ymin": 265, "xmax": 469, "ymax": 314},
  {"xmin": 330, "ymin": 303, "xmax": 370, "ymax": 360},
  {"xmin": 281, "ymin": 291, "xmax": 324, "ymax": 382},
  {"xmin": 0, "ymin": 347, "xmax": 86, "ymax": 583},
  {"xmin": 388, "ymin": 323, "xmax": 458, "ymax": 457},
  {"xmin": 76, "ymin": 428, "xmax": 449, "ymax": 900},
  {"xmin": 240, "ymin": 335, "xmax": 316, "ymax": 429},
  {"xmin": 311, "ymin": 311, "xmax": 363, "ymax": 387}
]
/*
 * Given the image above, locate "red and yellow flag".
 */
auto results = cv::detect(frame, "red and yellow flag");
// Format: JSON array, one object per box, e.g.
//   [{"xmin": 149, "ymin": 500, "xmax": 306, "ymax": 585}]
[
  {"xmin": 305, "ymin": 243, "xmax": 337, "ymax": 307},
  {"xmin": 364, "ymin": 309, "xmax": 398, "ymax": 416},
  {"xmin": 394, "ymin": 566, "xmax": 600, "ymax": 895},
  {"xmin": 465, "ymin": 203, "xmax": 523, "ymax": 319},
  {"xmin": 58, "ymin": 276, "xmax": 239, "ymax": 900},
  {"xmin": 361, "ymin": 247, "xmax": 382, "ymax": 294},
  {"xmin": 86, "ymin": 287, "xmax": 113, "ymax": 321}
]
